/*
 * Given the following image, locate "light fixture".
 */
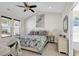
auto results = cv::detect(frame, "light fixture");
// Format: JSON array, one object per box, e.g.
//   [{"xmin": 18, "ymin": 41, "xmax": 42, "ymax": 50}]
[
  {"xmin": 7, "ymin": 8, "xmax": 10, "ymax": 11},
  {"xmin": 49, "ymin": 6, "xmax": 52, "ymax": 9}
]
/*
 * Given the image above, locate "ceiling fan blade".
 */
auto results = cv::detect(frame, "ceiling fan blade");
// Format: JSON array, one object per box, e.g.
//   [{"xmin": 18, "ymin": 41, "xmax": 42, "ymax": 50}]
[
  {"xmin": 16, "ymin": 5, "xmax": 25, "ymax": 8},
  {"xmin": 23, "ymin": 2, "xmax": 28, "ymax": 7},
  {"xmin": 29, "ymin": 9, "xmax": 35, "ymax": 13},
  {"xmin": 24, "ymin": 9, "xmax": 26, "ymax": 12},
  {"xmin": 29, "ymin": 5, "xmax": 37, "ymax": 8}
]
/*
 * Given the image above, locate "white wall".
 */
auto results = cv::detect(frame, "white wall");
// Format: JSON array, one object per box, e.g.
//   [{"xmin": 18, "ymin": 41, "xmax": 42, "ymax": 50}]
[
  {"xmin": 25, "ymin": 12, "xmax": 62, "ymax": 35},
  {"xmin": 61, "ymin": 2, "xmax": 74, "ymax": 36},
  {"xmin": 25, "ymin": 16, "xmax": 36, "ymax": 34},
  {"xmin": 45, "ymin": 13, "xmax": 62, "ymax": 33},
  {"xmin": 20, "ymin": 19, "xmax": 26, "ymax": 36}
]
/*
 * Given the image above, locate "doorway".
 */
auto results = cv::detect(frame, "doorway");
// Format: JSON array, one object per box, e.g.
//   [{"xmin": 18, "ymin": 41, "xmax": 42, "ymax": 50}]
[{"xmin": 72, "ymin": 2, "xmax": 79, "ymax": 56}]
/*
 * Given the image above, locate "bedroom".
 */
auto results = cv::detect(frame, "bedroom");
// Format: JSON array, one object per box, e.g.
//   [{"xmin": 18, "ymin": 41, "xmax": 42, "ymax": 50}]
[{"xmin": 0, "ymin": 2, "xmax": 75, "ymax": 56}]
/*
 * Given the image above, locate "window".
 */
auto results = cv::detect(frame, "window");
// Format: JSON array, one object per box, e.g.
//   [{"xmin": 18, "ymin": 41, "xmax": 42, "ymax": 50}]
[
  {"xmin": 73, "ymin": 17, "xmax": 79, "ymax": 42},
  {"xmin": 13, "ymin": 20, "xmax": 20, "ymax": 35},
  {"xmin": 1, "ymin": 18, "xmax": 11, "ymax": 37},
  {"xmin": 1, "ymin": 16, "xmax": 21, "ymax": 37}
]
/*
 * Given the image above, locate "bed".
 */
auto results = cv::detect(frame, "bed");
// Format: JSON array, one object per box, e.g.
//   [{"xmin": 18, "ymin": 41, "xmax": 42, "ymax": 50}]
[{"xmin": 19, "ymin": 30, "xmax": 48, "ymax": 55}]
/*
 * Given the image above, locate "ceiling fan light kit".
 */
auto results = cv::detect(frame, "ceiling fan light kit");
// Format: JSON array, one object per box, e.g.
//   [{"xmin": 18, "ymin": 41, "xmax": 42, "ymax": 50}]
[{"xmin": 16, "ymin": 2, "xmax": 37, "ymax": 13}]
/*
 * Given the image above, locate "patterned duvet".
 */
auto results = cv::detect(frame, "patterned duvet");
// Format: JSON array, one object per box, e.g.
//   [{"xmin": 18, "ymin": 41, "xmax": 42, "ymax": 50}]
[{"xmin": 19, "ymin": 35, "xmax": 47, "ymax": 53}]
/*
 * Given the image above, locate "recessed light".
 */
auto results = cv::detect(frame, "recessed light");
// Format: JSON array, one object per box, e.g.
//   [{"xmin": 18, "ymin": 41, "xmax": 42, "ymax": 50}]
[
  {"xmin": 7, "ymin": 8, "xmax": 10, "ymax": 11},
  {"xmin": 49, "ymin": 6, "xmax": 52, "ymax": 9}
]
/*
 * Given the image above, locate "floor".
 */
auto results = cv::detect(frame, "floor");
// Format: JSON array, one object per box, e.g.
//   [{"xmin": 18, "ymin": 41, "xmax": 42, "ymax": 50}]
[
  {"xmin": 72, "ymin": 42, "xmax": 79, "ymax": 56},
  {"xmin": 21, "ymin": 43, "xmax": 67, "ymax": 56}
]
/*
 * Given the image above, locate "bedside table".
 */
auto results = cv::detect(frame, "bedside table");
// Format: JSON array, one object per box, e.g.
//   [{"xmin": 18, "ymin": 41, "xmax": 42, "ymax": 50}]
[{"xmin": 47, "ymin": 32, "xmax": 55, "ymax": 43}]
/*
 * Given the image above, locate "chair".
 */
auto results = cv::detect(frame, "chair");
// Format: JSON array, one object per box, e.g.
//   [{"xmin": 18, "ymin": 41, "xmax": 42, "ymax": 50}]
[{"xmin": 8, "ymin": 38, "xmax": 22, "ymax": 56}]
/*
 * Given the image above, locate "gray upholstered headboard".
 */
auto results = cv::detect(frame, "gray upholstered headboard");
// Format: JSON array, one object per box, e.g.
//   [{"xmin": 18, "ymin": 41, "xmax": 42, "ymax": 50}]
[{"xmin": 28, "ymin": 30, "xmax": 48, "ymax": 36}]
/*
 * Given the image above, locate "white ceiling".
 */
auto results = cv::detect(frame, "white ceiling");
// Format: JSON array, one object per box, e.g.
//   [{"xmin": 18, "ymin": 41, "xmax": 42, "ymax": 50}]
[
  {"xmin": 0, "ymin": 2, "xmax": 74, "ymax": 20},
  {"xmin": 73, "ymin": 2, "xmax": 79, "ymax": 11}
]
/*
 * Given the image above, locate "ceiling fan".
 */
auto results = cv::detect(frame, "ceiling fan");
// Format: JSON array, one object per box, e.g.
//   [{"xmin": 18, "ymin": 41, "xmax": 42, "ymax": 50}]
[{"xmin": 16, "ymin": 2, "xmax": 37, "ymax": 13}]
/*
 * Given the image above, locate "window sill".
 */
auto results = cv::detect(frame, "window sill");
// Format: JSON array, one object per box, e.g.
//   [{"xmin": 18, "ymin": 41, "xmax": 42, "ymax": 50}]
[{"xmin": 1, "ymin": 35, "xmax": 12, "ymax": 38}]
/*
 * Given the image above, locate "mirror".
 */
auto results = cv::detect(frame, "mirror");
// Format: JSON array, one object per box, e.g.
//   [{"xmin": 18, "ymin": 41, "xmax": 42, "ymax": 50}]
[{"xmin": 63, "ymin": 15, "xmax": 68, "ymax": 33}]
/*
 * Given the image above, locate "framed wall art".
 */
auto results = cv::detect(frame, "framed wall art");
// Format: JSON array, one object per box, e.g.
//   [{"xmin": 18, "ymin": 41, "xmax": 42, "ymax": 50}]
[{"xmin": 36, "ymin": 14, "xmax": 45, "ymax": 28}]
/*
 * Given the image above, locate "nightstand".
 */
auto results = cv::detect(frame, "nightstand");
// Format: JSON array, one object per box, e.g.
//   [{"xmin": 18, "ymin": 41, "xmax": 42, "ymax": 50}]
[{"xmin": 47, "ymin": 32, "xmax": 54, "ymax": 43}]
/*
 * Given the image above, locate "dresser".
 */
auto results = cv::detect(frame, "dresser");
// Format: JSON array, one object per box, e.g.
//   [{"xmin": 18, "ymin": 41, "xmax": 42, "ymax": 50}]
[{"xmin": 58, "ymin": 35, "xmax": 68, "ymax": 55}]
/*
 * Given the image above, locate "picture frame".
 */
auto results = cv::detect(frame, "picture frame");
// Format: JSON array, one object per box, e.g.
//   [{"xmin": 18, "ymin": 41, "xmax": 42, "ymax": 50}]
[{"xmin": 36, "ymin": 14, "xmax": 44, "ymax": 28}]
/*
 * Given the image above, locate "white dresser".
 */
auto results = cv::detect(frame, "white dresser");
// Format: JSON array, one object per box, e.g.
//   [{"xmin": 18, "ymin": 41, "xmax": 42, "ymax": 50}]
[{"xmin": 58, "ymin": 35, "xmax": 68, "ymax": 54}]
